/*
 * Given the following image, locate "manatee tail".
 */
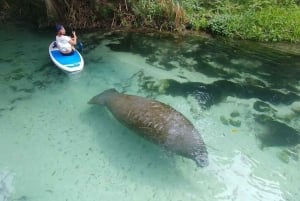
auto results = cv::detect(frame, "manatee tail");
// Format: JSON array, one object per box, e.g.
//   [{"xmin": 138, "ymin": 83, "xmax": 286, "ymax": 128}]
[{"xmin": 88, "ymin": 88, "xmax": 119, "ymax": 105}]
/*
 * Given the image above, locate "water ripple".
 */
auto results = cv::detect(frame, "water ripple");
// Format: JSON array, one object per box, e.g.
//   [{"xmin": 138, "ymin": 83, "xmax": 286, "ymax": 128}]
[
  {"xmin": 0, "ymin": 170, "xmax": 14, "ymax": 201},
  {"xmin": 211, "ymin": 151, "xmax": 285, "ymax": 201}
]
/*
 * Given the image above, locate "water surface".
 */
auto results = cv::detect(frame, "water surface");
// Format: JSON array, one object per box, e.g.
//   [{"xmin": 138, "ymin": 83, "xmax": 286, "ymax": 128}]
[{"xmin": 0, "ymin": 24, "xmax": 300, "ymax": 201}]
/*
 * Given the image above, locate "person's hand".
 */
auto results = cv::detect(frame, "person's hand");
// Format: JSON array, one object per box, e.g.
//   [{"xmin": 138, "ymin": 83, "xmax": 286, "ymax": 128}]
[{"xmin": 72, "ymin": 31, "xmax": 77, "ymax": 38}]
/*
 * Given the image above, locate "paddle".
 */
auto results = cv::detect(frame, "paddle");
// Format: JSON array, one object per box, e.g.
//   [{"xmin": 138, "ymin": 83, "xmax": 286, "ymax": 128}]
[
  {"xmin": 70, "ymin": 27, "xmax": 84, "ymax": 53},
  {"xmin": 77, "ymin": 41, "xmax": 83, "ymax": 53}
]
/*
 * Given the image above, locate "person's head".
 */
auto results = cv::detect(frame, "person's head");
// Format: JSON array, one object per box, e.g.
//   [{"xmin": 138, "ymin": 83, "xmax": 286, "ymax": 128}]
[{"xmin": 56, "ymin": 24, "xmax": 65, "ymax": 35}]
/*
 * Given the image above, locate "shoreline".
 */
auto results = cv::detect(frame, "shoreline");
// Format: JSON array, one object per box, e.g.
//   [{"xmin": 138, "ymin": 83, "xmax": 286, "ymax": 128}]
[{"xmin": 2, "ymin": 20, "xmax": 300, "ymax": 56}]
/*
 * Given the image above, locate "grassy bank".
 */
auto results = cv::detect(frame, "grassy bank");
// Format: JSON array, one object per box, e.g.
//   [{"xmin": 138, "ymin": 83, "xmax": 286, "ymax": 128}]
[
  {"xmin": 182, "ymin": 0, "xmax": 300, "ymax": 42},
  {"xmin": 105, "ymin": 0, "xmax": 300, "ymax": 42}
]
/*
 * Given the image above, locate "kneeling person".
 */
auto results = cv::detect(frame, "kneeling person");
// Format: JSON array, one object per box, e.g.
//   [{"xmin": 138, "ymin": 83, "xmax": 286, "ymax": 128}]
[{"xmin": 56, "ymin": 25, "xmax": 77, "ymax": 55}]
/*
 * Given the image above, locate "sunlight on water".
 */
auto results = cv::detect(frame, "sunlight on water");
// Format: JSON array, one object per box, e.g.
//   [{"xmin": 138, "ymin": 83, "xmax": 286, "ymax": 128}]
[{"xmin": 0, "ymin": 24, "xmax": 300, "ymax": 201}]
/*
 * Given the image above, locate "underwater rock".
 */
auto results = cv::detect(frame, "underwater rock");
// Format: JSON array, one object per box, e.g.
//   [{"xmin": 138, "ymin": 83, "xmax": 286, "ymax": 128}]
[
  {"xmin": 277, "ymin": 151, "xmax": 290, "ymax": 163},
  {"xmin": 220, "ymin": 114, "xmax": 241, "ymax": 127},
  {"xmin": 32, "ymin": 81, "xmax": 47, "ymax": 89},
  {"xmin": 245, "ymin": 77, "xmax": 266, "ymax": 87},
  {"xmin": 231, "ymin": 59, "xmax": 262, "ymax": 68},
  {"xmin": 9, "ymin": 85, "xmax": 18, "ymax": 92},
  {"xmin": 229, "ymin": 119, "xmax": 241, "ymax": 127},
  {"xmin": 277, "ymin": 146, "xmax": 300, "ymax": 163},
  {"xmin": 290, "ymin": 144, "xmax": 300, "ymax": 161},
  {"xmin": 146, "ymin": 55, "xmax": 158, "ymax": 64},
  {"xmin": 253, "ymin": 101, "xmax": 273, "ymax": 112},
  {"xmin": 254, "ymin": 114, "xmax": 273, "ymax": 123},
  {"xmin": 220, "ymin": 116, "xmax": 229, "ymax": 125},
  {"xmin": 11, "ymin": 73, "xmax": 25, "ymax": 80},
  {"xmin": 254, "ymin": 114, "xmax": 300, "ymax": 147},
  {"xmin": 230, "ymin": 111, "xmax": 240, "ymax": 118},
  {"xmin": 291, "ymin": 101, "xmax": 300, "ymax": 114},
  {"xmin": 274, "ymin": 108, "xmax": 296, "ymax": 123},
  {"xmin": 140, "ymin": 80, "xmax": 155, "ymax": 91}
]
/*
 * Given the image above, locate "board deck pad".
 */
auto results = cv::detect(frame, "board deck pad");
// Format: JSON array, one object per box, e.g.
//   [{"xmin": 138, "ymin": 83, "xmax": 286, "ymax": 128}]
[{"xmin": 50, "ymin": 50, "xmax": 81, "ymax": 67}]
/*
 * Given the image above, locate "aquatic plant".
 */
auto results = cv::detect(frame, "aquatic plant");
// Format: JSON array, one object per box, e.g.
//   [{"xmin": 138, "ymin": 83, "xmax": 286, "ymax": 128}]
[{"xmin": 253, "ymin": 101, "xmax": 273, "ymax": 112}]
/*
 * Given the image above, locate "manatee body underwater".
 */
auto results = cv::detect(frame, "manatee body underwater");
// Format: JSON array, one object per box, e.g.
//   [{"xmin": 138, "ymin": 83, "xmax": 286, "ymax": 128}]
[{"xmin": 88, "ymin": 88, "xmax": 208, "ymax": 167}]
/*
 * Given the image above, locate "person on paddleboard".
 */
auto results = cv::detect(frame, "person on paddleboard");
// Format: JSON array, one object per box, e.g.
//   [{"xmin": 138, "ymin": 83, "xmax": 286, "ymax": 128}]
[{"xmin": 55, "ymin": 24, "xmax": 77, "ymax": 55}]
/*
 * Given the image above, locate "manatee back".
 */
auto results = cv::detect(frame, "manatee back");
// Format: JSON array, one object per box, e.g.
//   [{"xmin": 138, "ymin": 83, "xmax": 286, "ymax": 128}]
[{"xmin": 105, "ymin": 93, "xmax": 196, "ymax": 144}]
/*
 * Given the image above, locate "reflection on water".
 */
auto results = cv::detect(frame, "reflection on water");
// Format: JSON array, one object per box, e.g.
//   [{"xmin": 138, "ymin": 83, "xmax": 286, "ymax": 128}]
[{"xmin": 0, "ymin": 24, "xmax": 300, "ymax": 201}]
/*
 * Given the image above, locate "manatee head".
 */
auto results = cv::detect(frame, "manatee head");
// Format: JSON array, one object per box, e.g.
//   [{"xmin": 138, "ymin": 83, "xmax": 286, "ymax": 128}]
[
  {"xmin": 191, "ymin": 144, "xmax": 209, "ymax": 167},
  {"xmin": 194, "ymin": 152, "xmax": 209, "ymax": 167},
  {"xmin": 88, "ymin": 88, "xmax": 118, "ymax": 105}
]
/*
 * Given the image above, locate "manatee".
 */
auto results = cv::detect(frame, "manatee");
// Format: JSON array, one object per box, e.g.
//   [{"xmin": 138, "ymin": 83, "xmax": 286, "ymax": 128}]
[{"xmin": 88, "ymin": 88, "xmax": 208, "ymax": 167}]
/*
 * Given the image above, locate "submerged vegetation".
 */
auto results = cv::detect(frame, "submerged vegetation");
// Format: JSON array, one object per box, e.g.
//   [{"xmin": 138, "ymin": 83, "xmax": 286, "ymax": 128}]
[{"xmin": 1, "ymin": 0, "xmax": 300, "ymax": 41}]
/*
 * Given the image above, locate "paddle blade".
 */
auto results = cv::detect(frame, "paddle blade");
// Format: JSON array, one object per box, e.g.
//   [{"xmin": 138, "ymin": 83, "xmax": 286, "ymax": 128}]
[{"xmin": 77, "ymin": 42, "xmax": 83, "ymax": 52}]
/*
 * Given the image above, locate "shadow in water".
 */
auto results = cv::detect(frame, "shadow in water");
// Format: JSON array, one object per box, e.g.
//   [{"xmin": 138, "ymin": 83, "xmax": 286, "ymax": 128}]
[
  {"xmin": 152, "ymin": 79, "xmax": 300, "ymax": 109},
  {"xmin": 254, "ymin": 114, "xmax": 300, "ymax": 147},
  {"xmin": 105, "ymin": 32, "xmax": 300, "ymax": 93}
]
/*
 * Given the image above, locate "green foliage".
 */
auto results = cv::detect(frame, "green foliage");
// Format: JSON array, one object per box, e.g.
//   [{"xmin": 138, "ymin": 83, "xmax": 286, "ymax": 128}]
[
  {"xmin": 208, "ymin": 6, "xmax": 300, "ymax": 42},
  {"xmin": 180, "ymin": 0, "xmax": 300, "ymax": 42},
  {"xmin": 2, "ymin": 0, "xmax": 300, "ymax": 41},
  {"xmin": 207, "ymin": 14, "xmax": 232, "ymax": 36},
  {"xmin": 130, "ymin": 0, "xmax": 186, "ymax": 31},
  {"xmin": 131, "ymin": 0, "xmax": 167, "ymax": 27}
]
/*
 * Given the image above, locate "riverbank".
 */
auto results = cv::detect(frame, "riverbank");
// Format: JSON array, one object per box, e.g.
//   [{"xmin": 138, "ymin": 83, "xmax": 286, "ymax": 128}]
[{"xmin": 1, "ymin": 0, "xmax": 300, "ymax": 43}]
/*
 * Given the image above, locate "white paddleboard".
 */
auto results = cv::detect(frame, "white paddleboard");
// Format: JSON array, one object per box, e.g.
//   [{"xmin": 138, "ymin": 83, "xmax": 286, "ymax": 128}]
[{"xmin": 49, "ymin": 41, "xmax": 84, "ymax": 73}]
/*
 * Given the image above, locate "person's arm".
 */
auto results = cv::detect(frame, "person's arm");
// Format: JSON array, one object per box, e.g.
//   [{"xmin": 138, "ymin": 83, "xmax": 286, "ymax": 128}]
[{"xmin": 69, "ymin": 31, "xmax": 77, "ymax": 45}]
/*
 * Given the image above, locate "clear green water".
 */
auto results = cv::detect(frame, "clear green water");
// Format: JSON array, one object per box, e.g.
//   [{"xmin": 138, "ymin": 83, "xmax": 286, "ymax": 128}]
[{"xmin": 0, "ymin": 24, "xmax": 300, "ymax": 201}]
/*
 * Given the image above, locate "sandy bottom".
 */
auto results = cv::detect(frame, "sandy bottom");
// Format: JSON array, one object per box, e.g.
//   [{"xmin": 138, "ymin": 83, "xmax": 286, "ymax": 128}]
[{"xmin": 0, "ymin": 25, "xmax": 299, "ymax": 201}]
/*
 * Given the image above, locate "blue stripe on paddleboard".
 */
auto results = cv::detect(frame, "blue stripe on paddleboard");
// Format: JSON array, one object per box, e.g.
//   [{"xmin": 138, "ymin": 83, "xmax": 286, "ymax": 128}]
[{"xmin": 51, "ymin": 50, "xmax": 82, "ymax": 67}]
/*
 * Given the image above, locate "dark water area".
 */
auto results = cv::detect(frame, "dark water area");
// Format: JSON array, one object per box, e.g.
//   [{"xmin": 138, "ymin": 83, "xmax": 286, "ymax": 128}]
[
  {"xmin": 0, "ymin": 24, "xmax": 300, "ymax": 201},
  {"xmin": 106, "ymin": 32, "xmax": 300, "ymax": 147},
  {"xmin": 107, "ymin": 32, "xmax": 300, "ymax": 92}
]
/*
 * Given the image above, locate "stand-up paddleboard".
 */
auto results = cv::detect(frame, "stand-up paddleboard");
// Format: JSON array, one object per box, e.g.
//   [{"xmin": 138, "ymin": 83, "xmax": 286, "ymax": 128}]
[{"xmin": 49, "ymin": 41, "xmax": 84, "ymax": 73}]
